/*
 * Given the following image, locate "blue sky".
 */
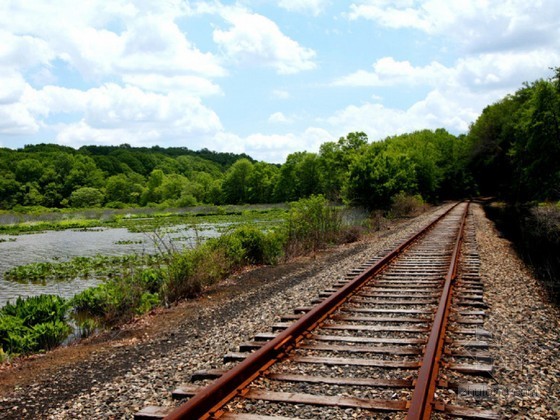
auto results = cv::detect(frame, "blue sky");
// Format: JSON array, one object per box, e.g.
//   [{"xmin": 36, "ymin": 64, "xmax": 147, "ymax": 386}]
[{"xmin": 1, "ymin": 0, "xmax": 558, "ymax": 162}]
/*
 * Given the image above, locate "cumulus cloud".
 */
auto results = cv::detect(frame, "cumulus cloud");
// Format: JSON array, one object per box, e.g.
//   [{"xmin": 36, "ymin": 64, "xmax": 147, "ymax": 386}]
[
  {"xmin": 334, "ymin": 50, "xmax": 559, "ymax": 93},
  {"xmin": 0, "ymin": 103, "xmax": 39, "ymax": 135},
  {"xmin": 268, "ymin": 112, "xmax": 292, "ymax": 124},
  {"xmin": 334, "ymin": 57, "xmax": 450, "ymax": 87},
  {"xmin": 348, "ymin": 0, "xmax": 560, "ymax": 53},
  {"xmin": 210, "ymin": 126, "xmax": 333, "ymax": 163},
  {"xmin": 242, "ymin": 126, "xmax": 333, "ymax": 162},
  {"xmin": 117, "ymin": 15, "xmax": 225, "ymax": 78},
  {"xmin": 0, "ymin": 1, "xmax": 225, "ymax": 88},
  {"xmin": 122, "ymin": 74, "xmax": 222, "ymax": 96},
  {"xmin": 0, "ymin": 0, "xmax": 228, "ymax": 143},
  {"xmin": 278, "ymin": 0, "xmax": 329, "ymax": 16},
  {"xmin": 212, "ymin": 6, "xmax": 316, "ymax": 74},
  {"xmin": 325, "ymin": 81, "xmax": 498, "ymax": 141},
  {"xmin": 16, "ymin": 83, "xmax": 222, "ymax": 147}
]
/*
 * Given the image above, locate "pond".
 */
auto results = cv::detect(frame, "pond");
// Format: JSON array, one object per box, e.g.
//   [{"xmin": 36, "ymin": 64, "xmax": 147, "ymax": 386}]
[{"xmin": 0, "ymin": 224, "xmax": 222, "ymax": 307}]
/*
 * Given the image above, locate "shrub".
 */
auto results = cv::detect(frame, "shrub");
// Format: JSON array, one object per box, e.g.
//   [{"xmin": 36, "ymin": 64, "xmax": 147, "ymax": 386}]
[
  {"xmin": 389, "ymin": 192, "xmax": 425, "ymax": 218},
  {"xmin": 140, "ymin": 268, "xmax": 165, "ymax": 293},
  {"xmin": 70, "ymin": 277, "xmax": 146, "ymax": 324},
  {"xmin": 283, "ymin": 195, "xmax": 342, "ymax": 256},
  {"xmin": 162, "ymin": 250, "xmax": 201, "ymax": 302},
  {"xmin": 136, "ymin": 292, "xmax": 160, "ymax": 315}
]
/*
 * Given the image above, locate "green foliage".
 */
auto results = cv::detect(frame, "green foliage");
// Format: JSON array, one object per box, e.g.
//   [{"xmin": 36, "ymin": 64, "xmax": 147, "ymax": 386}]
[
  {"xmin": 0, "ymin": 144, "xmax": 252, "ymax": 210},
  {"xmin": 70, "ymin": 275, "xmax": 151, "ymax": 324},
  {"xmin": 4, "ymin": 254, "xmax": 158, "ymax": 284},
  {"xmin": 318, "ymin": 132, "xmax": 368, "ymax": 201},
  {"xmin": 0, "ymin": 295, "xmax": 71, "ymax": 355},
  {"xmin": 222, "ymin": 158, "xmax": 254, "ymax": 204},
  {"xmin": 468, "ymin": 69, "xmax": 560, "ymax": 202},
  {"xmin": 283, "ymin": 195, "xmax": 342, "ymax": 255},
  {"xmin": 210, "ymin": 225, "xmax": 283, "ymax": 266},
  {"xmin": 274, "ymin": 152, "xmax": 322, "ymax": 202},
  {"xmin": 70, "ymin": 187, "xmax": 105, "ymax": 208},
  {"xmin": 389, "ymin": 192, "xmax": 425, "ymax": 218},
  {"xmin": 344, "ymin": 143, "xmax": 418, "ymax": 209},
  {"xmin": 1, "ymin": 295, "xmax": 68, "ymax": 327}
]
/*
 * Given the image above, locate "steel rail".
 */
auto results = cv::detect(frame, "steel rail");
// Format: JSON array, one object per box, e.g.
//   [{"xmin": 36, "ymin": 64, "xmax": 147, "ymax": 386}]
[
  {"xmin": 164, "ymin": 203, "xmax": 461, "ymax": 420},
  {"xmin": 407, "ymin": 201, "xmax": 470, "ymax": 419}
]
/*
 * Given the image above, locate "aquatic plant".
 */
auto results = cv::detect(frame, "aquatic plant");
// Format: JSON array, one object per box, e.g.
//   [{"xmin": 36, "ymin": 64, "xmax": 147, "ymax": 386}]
[{"xmin": 0, "ymin": 295, "xmax": 71, "ymax": 355}]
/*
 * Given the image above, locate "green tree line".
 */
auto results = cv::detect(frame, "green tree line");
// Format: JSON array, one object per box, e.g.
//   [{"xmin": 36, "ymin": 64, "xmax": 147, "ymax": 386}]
[
  {"xmin": 0, "ymin": 129, "xmax": 469, "ymax": 211},
  {"xmin": 1, "ymin": 68, "xmax": 558, "ymax": 211},
  {"xmin": 468, "ymin": 68, "xmax": 560, "ymax": 202}
]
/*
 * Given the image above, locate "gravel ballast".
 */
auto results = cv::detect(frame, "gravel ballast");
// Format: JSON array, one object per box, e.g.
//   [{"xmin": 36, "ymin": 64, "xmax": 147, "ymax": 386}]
[{"xmin": 0, "ymin": 203, "xmax": 558, "ymax": 419}]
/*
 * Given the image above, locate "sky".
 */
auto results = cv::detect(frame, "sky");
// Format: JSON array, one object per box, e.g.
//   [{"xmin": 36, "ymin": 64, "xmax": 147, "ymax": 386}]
[{"xmin": 0, "ymin": 1, "xmax": 559, "ymax": 163}]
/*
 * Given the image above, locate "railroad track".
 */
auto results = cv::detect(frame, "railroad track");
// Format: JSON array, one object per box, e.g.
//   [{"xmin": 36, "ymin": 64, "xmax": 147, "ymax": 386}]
[{"xmin": 136, "ymin": 202, "xmax": 499, "ymax": 419}]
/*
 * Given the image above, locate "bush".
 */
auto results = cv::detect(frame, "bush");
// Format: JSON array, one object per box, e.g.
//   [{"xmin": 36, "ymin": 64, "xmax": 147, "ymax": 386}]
[
  {"xmin": 136, "ymin": 292, "xmax": 160, "ymax": 315},
  {"xmin": 283, "ymin": 195, "xmax": 342, "ymax": 256},
  {"xmin": 70, "ymin": 277, "xmax": 147, "ymax": 324},
  {"xmin": 162, "ymin": 250, "xmax": 201, "ymax": 302},
  {"xmin": 389, "ymin": 192, "xmax": 425, "ymax": 218}
]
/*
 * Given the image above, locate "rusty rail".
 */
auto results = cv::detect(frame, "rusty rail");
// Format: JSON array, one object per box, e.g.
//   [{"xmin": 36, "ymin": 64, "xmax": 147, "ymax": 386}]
[
  {"xmin": 164, "ymin": 203, "xmax": 462, "ymax": 420},
  {"xmin": 407, "ymin": 201, "xmax": 469, "ymax": 419}
]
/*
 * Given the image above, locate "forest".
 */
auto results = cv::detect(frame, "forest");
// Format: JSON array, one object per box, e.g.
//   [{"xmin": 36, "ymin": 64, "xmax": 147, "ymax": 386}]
[{"xmin": 0, "ymin": 69, "xmax": 559, "ymax": 212}]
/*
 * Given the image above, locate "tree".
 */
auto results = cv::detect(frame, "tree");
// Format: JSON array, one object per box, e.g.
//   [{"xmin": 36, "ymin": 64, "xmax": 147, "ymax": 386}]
[
  {"xmin": 318, "ymin": 132, "xmax": 368, "ymax": 201},
  {"xmin": 344, "ymin": 144, "xmax": 418, "ymax": 209},
  {"xmin": 274, "ymin": 152, "xmax": 321, "ymax": 202},
  {"xmin": 14, "ymin": 159, "xmax": 44, "ymax": 184},
  {"xmin": 222, "ymin": 159, "xmax": 254, "ymax": 204},
  {"xmin": 70, "ymin": 187, "xmax": 105, "ymax": 208},
  {"xmin": 105, "ymin": 174, "xmax": 144, "ymax": 204},
  {"xmin": 0, "ymin": 173, "xmax": 22, "ymax": 209},
  {"xmin": 247, "ymin": 162, "xmax": 279, "ymax": 204}
]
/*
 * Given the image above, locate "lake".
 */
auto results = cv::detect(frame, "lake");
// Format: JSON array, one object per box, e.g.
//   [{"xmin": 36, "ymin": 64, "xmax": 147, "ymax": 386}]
[{"xmin": 0, "ymin": 224, "xmax": 221, "ymax": 307}]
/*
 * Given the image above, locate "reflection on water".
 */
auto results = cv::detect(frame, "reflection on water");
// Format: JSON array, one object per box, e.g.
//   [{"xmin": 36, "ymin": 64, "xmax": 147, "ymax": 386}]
[{"xmin": 0, "ymin": 225, "xmax": 220, "ymax": 307}]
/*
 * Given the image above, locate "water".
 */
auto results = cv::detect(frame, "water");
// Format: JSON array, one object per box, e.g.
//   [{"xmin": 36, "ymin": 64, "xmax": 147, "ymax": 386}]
[{"xmin": 0, "ymin": 224, "xmax": 221, "ymax": 307}]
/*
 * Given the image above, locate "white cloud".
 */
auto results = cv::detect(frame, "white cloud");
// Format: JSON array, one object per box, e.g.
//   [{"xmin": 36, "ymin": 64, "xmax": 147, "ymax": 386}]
[
  {"xmin": 213, "ymin": 7, "xmax": 316, "ymax": 74},
  {"xmin": 211, "ymin": 126, "xmax": 333, "ymax": 163},
  {"xmin": 334, "ymin": 57, "xmax": 450, "ymax": 87},
  {"xmin": 335, "ymin": 50, "xmax": 560, "ymax": 97},
  {"xmin": 326, "ymin": 82, "xmax": 498, "ymax": 141},
  {"xmin": 0, "ymin": 103, "xmax": 39, "ymax": 135},
  {"xmin": 0, "ymin": 1, "xmax": 225, "ymax": 87},
  {"xmin": 278, "ymin": 0, "xmax": 329, "ymax": 16},
  {"xmin": 348, "ymin": 0, "xmax": 560, "ymax": 53},
  {"xmin": 117, "ymin": 16, "xmax": 225, "ymax": 78},
  {"xmin": 15, "ymin": 83, "xmax": 222, "ymax": 148},
  {"xmin": 0, "ymin": 30, "xmax": 54, "ymax": 69},
  {"xmin": 242, "ymin": 126, "xmax": 332, "ymax": 162},
  {"xmin": 122, "ymin": 74, "xmax": 222, "ymax": 96},
  {"xmin": 272, "ymin": 89, "xmax": 291, "ymax": 99},
  {"xmin": 268, "ymin": 112, "xmax": 292, "ymax": 124},
  {"xmin": 0, "ymin": 69, "xmax": 27, "ymax": 105}
]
